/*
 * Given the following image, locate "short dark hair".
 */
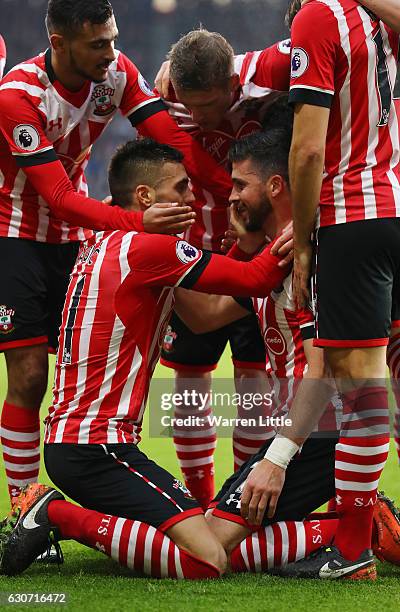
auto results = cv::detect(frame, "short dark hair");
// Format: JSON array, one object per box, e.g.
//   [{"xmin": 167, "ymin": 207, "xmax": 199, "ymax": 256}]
[
  {"xmin": 46, "ymin": 0, "xmax": 113, "ymax": 36},
  {"xmin": 285, "ymin": 0, "xmax": 302, "ymax": 28},
  {"xmin": 108, "ymin": 139, "xmax": 184, "ymax": 208},
  {"xmin": 261, "ymin": 95, "xmax": 294, "ymax": 134},
  {"xmin": 229, "ymin": 129, "xmax": 291, "ymax": 184},
  {"xmin": 169, "ymin": 29, "xmax": 234, "ymax": 91}
]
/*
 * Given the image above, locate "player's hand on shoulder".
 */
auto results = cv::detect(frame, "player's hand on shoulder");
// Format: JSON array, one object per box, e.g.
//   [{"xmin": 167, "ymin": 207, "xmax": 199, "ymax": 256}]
[
  {"xmin": 240, "ymin": 458, "xmax": 286, "ymax": 526},
  {"xmin": 154, "ymin": 60, "xmax": 171, "ymax": 99},
  {"xmin": 270, "ymin": 221, "xmax": 294, "ymax": 268},
  {"xmin": 143, "ymin": 202, "xmax": 196, "ymax": 235}
]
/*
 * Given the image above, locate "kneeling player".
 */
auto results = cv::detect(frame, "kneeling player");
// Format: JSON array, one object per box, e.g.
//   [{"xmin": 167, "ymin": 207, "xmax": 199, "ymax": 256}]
[{"xmin": 0, "ymin": 139, "xmax": 292, "ymax": 578}]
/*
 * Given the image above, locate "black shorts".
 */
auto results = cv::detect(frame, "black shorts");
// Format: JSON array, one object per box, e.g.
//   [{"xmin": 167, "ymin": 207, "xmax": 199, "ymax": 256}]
[
  {"xmin": 313, "ymin": 218, "xmax": 400, "ymax": 348},
  {"xmin": 160, "ymin": 311, "xmax": 266, "ymax": 372},
  {"xmin": 0, "ymin": 238, "xmax": 79, "ymax": 351},
  {"xmin": 44, "ymin": 443, "xmax": 203, "ymax": 532},
  {"xmin": 211, "ymin": 435, "xmax": 338, "ymax": 529}
]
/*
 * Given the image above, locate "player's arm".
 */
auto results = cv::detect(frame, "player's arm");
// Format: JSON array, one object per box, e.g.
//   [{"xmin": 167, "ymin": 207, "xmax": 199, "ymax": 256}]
[
  {"xmin": 288, "ymin": 2, "xmax": 336, "ymax": 308},
  {"xmin": 358, "ymin": 0, "xmax": 400, "ymax": 32},
  {"xmin": 174, "ymin": 289, "xmax": 249, "ymax": 333},
  {"xmin": 0, "ymin": 92, "xmax": 194, "ymax": 235},
  {"xmin": 240, "ymin": 336, "xmax": 336, "ymax": 526}
]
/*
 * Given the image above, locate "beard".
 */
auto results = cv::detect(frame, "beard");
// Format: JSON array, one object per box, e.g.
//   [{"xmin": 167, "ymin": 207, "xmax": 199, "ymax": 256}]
[
  {"xmin": 245, "ymin": 195, "xmax": 272, "ymax": 232},
  {"xmin": 69, "ymin": 49, "xmax": 107, "ymax": 83}
]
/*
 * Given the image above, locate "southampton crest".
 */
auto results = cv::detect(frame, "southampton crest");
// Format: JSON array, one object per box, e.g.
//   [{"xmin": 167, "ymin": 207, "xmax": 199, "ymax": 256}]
[{"xmin": 91, "ymin": 84, "xmax": 116, "ymax": 116}]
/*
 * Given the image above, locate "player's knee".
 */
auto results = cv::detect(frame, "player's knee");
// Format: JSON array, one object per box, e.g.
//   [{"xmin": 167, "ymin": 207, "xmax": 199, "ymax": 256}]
[
  {"xmin": 194, "ymin": 540, "xmax": 227, "ymax": 575},
  {"xmin": 6, "ymin": 351, "xmax": 48, "ymax": 405}
]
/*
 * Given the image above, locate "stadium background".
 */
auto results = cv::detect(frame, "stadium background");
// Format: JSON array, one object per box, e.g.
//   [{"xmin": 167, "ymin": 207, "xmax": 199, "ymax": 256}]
[{"xmin": 0, "ymin": 1, "xmax": 399, "ymax": 609}]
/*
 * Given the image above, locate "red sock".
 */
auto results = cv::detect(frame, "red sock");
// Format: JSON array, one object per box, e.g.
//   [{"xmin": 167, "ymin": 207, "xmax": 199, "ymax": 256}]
[
  {"xmin": 327, "ymin": 498, "xmax": 337, "ymax": 512},
  {"xmin": 230, "ymin": 518, "xmax": 338, "ymax": 572},
  {"xmin": 48, "ymin": 500, "xmax": 219, "ymax": 579},
  {"xmin": 334, "ymin": 386, "xmax": 390, "ymax": 560},
  {"xmin": 387, "ymin": 333, "xmax": 400, "ymax": 462},
  {"xmin": 1, "ymin": 402, "xmax": 40, "ymax": 501},
  {"xmin": 232, "ymin": 427, "xmax": 275, "ymax": 472},
  {"xmin": 173, "ymin": 403, "xmax": 216, "ymax": 511}
]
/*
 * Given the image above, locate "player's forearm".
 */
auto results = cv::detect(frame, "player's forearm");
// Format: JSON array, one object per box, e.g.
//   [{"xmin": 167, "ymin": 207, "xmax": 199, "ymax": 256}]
[
  {"xmin": 359, "ymin": 0, "xmax": 400, "ymax": 32},
  {"xmin": 174, "ymin": 289, "xmax": 244, "ymax": 333},
  {"xmin": 289, "ymin": 140, "xmax": 324, "ymax": 250},
  {"xmin": 193, "ymin": 248, "xmax": 288, "ymax": 297},
  {"xmin": 24, "ymin": 162, "xmax": 144, "ymax": 232}
]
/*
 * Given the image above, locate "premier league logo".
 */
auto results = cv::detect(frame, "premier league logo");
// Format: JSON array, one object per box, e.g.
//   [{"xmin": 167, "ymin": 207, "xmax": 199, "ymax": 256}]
[
  {"xmin": 12, "ymin": 124, "xmax": 40, "ymax": 152},
  {"xmin": 91, "ymin": 84, "xmax": 116, "ymax": 116},
  {"xmin": 175, "ymin": 240, "xmax": 199, "ymax": 264},
  {"xmin": 290, "ymin": 47, "xmax": 309, "ymax": 79}
]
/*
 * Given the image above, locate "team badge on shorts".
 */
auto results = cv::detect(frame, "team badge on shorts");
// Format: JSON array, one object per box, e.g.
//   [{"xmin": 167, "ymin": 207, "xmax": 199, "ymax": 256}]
[
  {"xmin": 91, "ymin": 84, "xmax": 116, "ymax": 116},
  {"xmin": 0, "ymin": 304, "xmax": 15, "ymax": 334},
  {"xmin": 163, "ymin": 325, "xmax": 177, "ymax": 353},
  {"xmin": 291, "ymin": 47, "xmax": 309, "ymax": 78},
  {"xmin": 13, "ymin": 125, "xmax": 40, "ymax": 152},
  {"xmin": 172, "ymin": 479, "xmax": 194, "ymax": 499},
  {"xmin": 176, "ymin": 240, "xmax": 199, "ymax": 264}
]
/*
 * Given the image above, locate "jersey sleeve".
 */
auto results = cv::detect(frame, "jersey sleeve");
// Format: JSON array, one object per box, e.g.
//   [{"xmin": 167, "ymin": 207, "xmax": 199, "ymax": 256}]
[
  {"xmin": 288, "ymin": 2, "xmax": 340, "ymax": 109},
  {"xmin": 0, "ymin": 34, "xmax": 6, "ymax": 79},
  {"xmin": 0, "ymin": 88, "xmax": 57, "ymax": 166},
  {"xmin": 252, "ymin": 40, "xmax": 291, "ymax": 92},
  {"xmin": 117, "ymin": 53, "xmax": 167, "ymax": 125},
  {"xmin": 129, "ymin": 234, "xmax": 210, "ymax": 287}
]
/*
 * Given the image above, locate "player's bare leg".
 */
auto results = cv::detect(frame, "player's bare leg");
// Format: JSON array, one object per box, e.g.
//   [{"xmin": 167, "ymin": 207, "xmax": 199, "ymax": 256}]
[
  {"xmin": 233, "ymin": 366, "xmax": 274, "ymax": 470},
  {"xmin": 387, "ymin": 325, "xmax": 400, "ymax": 463},
  {"xmin": 172, "ymin": 370, "xmax": 217, "ymax": 510},
  {"xmin": 1, "ymin": 345, "xmax": 48, "ymax": 500}
]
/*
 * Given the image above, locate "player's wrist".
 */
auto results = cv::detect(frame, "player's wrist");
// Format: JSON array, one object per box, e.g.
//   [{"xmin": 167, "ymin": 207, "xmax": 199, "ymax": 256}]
[{"xmin": 264, "ymin": 436, "xmax": 300, "ymax": 470}]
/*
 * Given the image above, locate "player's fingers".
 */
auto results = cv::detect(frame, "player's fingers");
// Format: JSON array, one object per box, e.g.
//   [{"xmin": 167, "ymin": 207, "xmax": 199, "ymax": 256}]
[
  {"xmin": 267, "ymin": 493, "xmax": 279, "ymax": 519},
  {"xmin": 164, "ymin": 219, "xmax": 196, "ymax": 233},
  {"xmin": 255, "ymin": 493, "xmax": 268, "ymax": 526},
  {"xmin": 154, "ymin": 61, "xmax": 170, "ymax": 96},
  {"xmin": 278, "ymin": 250, "xmax": 294, "ymax": 268},
  {"xmin": 277, "ymin": 238, "xmax": 294, "ymax": 256},
  {"xmin": 247, "ymin": 493, "xmax": 261, "ymax": 525},
  {"xmin": 160, "ymin": 208, "xmax": 196, "ymax": 219},
  {"xmin": 240, "ymin": 485, "xmax": 251, "ymax": 519}
]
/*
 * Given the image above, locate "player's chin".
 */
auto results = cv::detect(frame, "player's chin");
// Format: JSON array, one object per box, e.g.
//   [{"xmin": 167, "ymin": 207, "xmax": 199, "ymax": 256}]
[{"xmin": 92, "ymin": 67, "xmax": 109, "ymax": 83}]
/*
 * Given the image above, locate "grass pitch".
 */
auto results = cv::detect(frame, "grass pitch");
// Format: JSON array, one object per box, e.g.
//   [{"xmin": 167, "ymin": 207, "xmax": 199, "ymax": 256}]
[{"xmin": 0, "ymin": 353, "xmax": 399, "ymax": 611}]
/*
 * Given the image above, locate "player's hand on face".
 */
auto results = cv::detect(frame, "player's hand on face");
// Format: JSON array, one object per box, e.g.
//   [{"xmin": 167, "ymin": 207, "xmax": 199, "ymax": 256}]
[
  {"xmin": 154, "ymin": 60, "xmax": 171, "ymax": 99},
  {"xmin": 240, "ymin": 459, "xmax": 286, "ymax": 526},
  {"xmin": 143, "ymin": 203, "xmax": 196, "ymax": 235},
  {"xmin": 293, "ymin": 242, "xmax": 313, "ymax": 309},
  {"xmin": 270, "ymin": 221, "xmax": 294, "ymax": 268},
  {"xmin": 221, "ymin": 228, "xmax": 238, "ymax": 253}
]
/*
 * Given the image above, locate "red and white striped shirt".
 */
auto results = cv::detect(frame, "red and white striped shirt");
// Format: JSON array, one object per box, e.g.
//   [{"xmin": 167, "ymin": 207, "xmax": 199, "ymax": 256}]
[
  {"xmin": 289, "ymin": 0, "xmax": 400, "ymax": 227},
  {"xmin": 165, "ymin": 41, "xmax": 291, "ymax": 250},
  {"xmin": 45, "ymin": 232, "xmax": 205, "ymax": 445},
  {"xmin": 0, "ymin": 50, "xmax": 164, "ymax": 243},
  {"xmin": 0, "ymin": 35, "xmax": 5, "ymax": 80}
]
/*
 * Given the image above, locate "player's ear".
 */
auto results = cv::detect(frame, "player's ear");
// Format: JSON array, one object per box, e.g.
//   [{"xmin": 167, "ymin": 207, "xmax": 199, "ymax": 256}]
[
  {"xmin": 136, "ymin": 184, "xmax": 155, "ymax": 208},
  {"xmin": 267, "ymin": 174, "xmax": 285, "ymax": 198},
  {"xmin": 50, "ymin": 33, "xmax": 66, "ymax": 53}
]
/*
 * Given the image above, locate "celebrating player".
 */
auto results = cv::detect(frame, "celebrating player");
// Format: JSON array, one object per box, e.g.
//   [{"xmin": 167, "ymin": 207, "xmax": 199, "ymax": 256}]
[
  {"xmin": 0, "ymin": 137, "xmax": 293, "ymax": 578},
  {"xmin": 155, "ymin": 29, "xmax": 292, "ymax": 508},
  {"xmin": 0, "ymin": 0, "xmax": 235, "ymax": 504},
  {"xmin": 2, "ymin": 137, "xmax": 399, "ymax": 580},
  {"xmin": 279, "ymin": 0, "xmax": 400, "ymax": 578}
]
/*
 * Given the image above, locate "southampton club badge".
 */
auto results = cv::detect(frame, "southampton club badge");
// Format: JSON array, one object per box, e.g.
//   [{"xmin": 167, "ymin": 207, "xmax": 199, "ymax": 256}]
[
  {"xmin": 291, "ymin": 47, "xmax": 309, "ymax": 79},
  {"xmin": 0, "ymin": 304, "xmax": 15, "ymax": 335},
  {"xmin": 91, "ymin": 84, "xmax": 116, "ymax": 116}
]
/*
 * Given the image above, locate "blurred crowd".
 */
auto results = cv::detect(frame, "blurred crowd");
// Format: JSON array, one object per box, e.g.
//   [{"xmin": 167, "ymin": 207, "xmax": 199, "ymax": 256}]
[{"xmin": 1, "ymin": 0, "xmax": 290, "ymax": 198}]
